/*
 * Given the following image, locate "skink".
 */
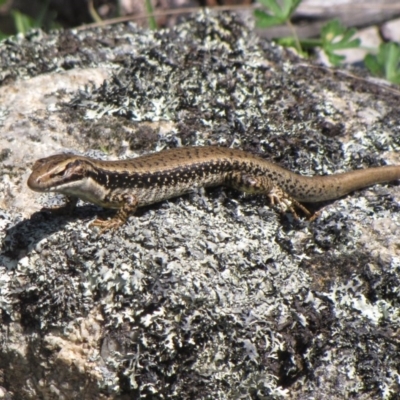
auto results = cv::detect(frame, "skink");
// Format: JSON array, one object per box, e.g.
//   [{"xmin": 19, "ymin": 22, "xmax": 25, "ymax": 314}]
[{"xmin": 27, "ymin": 146, "xmax": 400, "ymax": 232}]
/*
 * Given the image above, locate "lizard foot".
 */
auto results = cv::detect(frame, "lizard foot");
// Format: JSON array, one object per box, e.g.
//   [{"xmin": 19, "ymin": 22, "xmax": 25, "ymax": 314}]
[
  {"xmin": 90, "ymin": 217, "xmax": 125, "ymax": 234},
  {"xmin": 267, "ymin": 187, "xmax": 312, "ymax": 219}
]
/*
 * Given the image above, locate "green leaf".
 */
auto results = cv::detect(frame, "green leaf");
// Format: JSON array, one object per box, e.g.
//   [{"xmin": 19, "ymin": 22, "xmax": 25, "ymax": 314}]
[
  {"xmin": 257, "ymin": 0, "xmax": 283, "ymax": 18},
  {"xmin": 364, "ymin": 54, "xmax": 381, "ymax": 75},
  {"xmin": 255, "ymin": 10, "xmax": 285, "ymax": 28},
  {"xmin": 285, "ymin": 0, "xmax": 302, "ymax": 16},
  {"xmin": 320, "ymin": 19, "xmax": 361, "ymax": 66},
  {"xmin": 327, "ymin": 53, "xmax": 345, "ymax": 65},
  {"xmin": 278, "ymin": 0, "xmax": 302, "ymax": 19},
  {"xmin": 276, "ymin": 36, "xmax": 309, "ymax": 57},
  {"xmin": 276, "ymin": 36, "xmax": 297, "ymax": 47},
  {"xmin": 255, "ymin": 0, "xmax": 302, "ymax": 27},
  {"xmin": 384, "ymin": 43, "xmax": 400, "ymax": 80},
  {"xmin": 365, "ymin": 42, "xmax": 400, "ymax": 84},
  {"xmin": 145, "ymin": 0, "xmax": 157, "ymax": 30},
  {"xmin": 11, "ymin": 10, "xmax": 37, "ymax": 34}
]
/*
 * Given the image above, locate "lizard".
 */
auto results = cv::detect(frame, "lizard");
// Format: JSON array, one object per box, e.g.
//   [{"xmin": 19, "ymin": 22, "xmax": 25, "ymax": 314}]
[{"xmin": 27, "ymin": 146, "xmax": 400, "ymax": 233}]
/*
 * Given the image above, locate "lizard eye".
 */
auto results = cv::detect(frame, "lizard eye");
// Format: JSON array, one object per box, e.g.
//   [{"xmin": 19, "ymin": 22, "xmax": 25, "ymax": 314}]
[
  {"xmin": 49, "ymin": 160, "xmax": 82, "ymax": 179},
  {"xmin": 66, "ymin": 160, "xmax": 81, "ymax": 169}
]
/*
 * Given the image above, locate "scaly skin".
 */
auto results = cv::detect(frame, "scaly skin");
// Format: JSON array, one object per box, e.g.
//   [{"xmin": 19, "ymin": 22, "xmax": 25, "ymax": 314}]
[{"xmin": 27, "ymin": 146, "xmax": 400, "ymax": 232}]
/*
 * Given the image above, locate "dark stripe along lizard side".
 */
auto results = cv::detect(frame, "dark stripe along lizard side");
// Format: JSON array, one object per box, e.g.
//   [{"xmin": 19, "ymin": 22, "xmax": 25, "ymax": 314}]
[{"xmin": 27, "ymin": 146, "xmax": 400, "ymax": 232}]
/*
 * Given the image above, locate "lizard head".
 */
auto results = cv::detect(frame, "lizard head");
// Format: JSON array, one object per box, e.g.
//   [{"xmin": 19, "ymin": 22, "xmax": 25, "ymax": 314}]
[{"xmin": 28, "ymin": 154, "xmax": 91, "ymax": 192}]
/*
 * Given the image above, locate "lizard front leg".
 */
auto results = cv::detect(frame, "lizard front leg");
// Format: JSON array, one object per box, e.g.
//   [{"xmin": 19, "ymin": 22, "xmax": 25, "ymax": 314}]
[
  {"xmin": 90, "ymin": 192, "xmax": 139, "ymax": 234},
  {"xmin": 228, "ymin": 172, "xmax": 312, "ymax": 219}
]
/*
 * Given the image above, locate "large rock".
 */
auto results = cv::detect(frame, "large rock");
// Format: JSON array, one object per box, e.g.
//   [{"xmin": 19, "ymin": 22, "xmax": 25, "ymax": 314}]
[{"xmin": 0, "ymin": 11, "xmax": 399, "ymax": 399}]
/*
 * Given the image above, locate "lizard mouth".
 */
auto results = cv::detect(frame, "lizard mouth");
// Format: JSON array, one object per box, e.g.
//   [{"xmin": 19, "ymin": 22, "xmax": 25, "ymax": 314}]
[
  {"xmin": 27, "ymin": 171, "xmax": 85, "ymax": 192},
  {"xmin": 27, "ymin": 173, "xmax": 53, "ymax": 192}
]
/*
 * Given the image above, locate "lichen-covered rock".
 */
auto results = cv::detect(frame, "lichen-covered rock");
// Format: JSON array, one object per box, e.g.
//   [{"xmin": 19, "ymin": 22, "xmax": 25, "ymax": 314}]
[{"xmin": 1, "ymin": 11, "xmax": 400, "ymax": 400}]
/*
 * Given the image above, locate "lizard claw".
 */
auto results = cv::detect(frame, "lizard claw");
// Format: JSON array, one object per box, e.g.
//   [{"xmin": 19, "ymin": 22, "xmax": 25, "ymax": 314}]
[
  {"xmin": 267, "ymin": 187, "xmax": 312, "ymax": 219},
  {"xmin": 90, "ymin": 218, "xmax": 125, "ymax": 234}
]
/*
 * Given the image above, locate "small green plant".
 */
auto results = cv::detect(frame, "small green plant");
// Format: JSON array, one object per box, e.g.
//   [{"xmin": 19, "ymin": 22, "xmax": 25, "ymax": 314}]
[
  {"xmin": 255, "ymin": 1, "xmax": 360, "ymax": 64},
  {"xmin": 364, "ymin": 42, "xmax": 400, "ymax": 84},
  {"xmin": 255, "ymin": 0, "xmax": 301, "ymax": 28},
  {"xmin": 0, "ymin": 0, "xmax": 57, "ymax": 39},
  {"xmin": 0, "ymin": 9, "xmax": 37, "ymax": 39},
  {"xmin": 0, "ymin": 0, "xmax": 7, "ymax": 39},
  {"xmin": 10, "ymin": 10, "xmax": 38, "ymax": 34},
  {"xmin": 320, "ymin": 19, "xmax": 360, "ymax": 66},
  {"xmin": 145, "ymin": 0, "xmax": 157, "ymax": 30},
  {"xmin": 255, "ymin": 0, "xmax": 302, "ymax": 53}
]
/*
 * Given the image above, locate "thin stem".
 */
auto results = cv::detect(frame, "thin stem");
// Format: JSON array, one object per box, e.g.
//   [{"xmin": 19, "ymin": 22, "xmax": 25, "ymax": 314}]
[{"xmin": 286, "ymin": 18, "xmax": 302, "ymax": 54}]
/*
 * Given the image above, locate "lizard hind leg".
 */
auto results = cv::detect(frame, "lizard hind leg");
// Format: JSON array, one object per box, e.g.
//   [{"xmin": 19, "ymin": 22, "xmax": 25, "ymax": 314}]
[{"xmin": 228, "ymin": 172, "xmax": 312, "ymax": 219}]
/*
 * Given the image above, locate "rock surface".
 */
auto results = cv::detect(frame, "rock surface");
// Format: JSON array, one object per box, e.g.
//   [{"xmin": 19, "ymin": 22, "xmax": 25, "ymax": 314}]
[{"xmin": 1, "ymin": 11, "xmax": 400, "ymax": 400}]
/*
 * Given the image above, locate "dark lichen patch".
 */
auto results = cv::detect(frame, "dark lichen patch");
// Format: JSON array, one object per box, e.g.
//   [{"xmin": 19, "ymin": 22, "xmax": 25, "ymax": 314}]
[
  {"xmin": 128, "ymin": 125, "xmax": 160, "ymax": 150},
  {"xmin": 317, "ymin": 120, "xmax": 346, "ymax": 137},
  {"xmin": 0, "ymin": 23, "xmax": 146, "ymax": 84},
  {"xmin": 310, "ymin": 214, "xmax": 352, "ymax": 250},
  {"xmin": 366, "ymin": 191, "xmax": 400, "ymax": 214},
  {"xmin": 0, "ymin": 149, "xmax": 10, "ymax": 162},
  {"xmin": 300, "ymin": 251, "xmax": 372, "ymax": 292},
  {"xmin": 58, "ymin": 109, "xmax": 160, "ymax": 154}
]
